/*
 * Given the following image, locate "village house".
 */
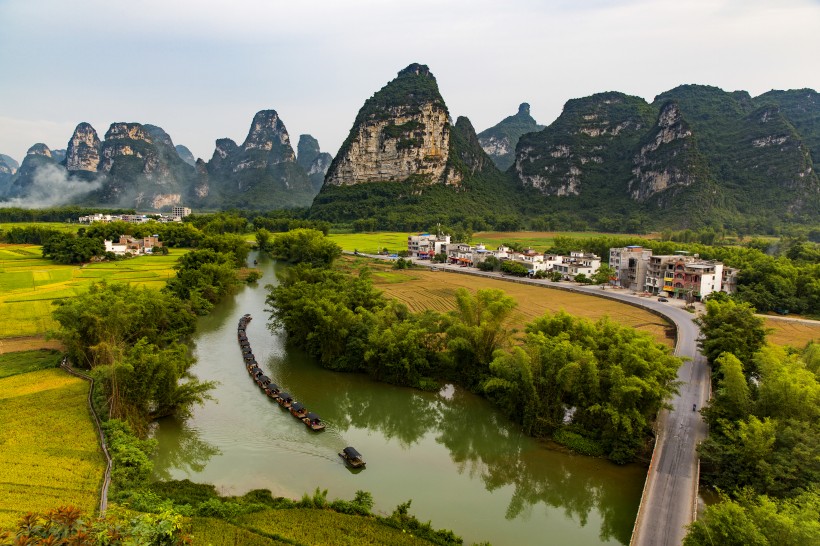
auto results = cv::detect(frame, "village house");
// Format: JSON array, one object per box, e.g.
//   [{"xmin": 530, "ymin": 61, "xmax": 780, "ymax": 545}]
[
  {"xmin": 407, "ymin": 233, "xmax": 450, "ymax": 259},
  {"xmin": 551, "ymin": 251, "xmax": 602, "ymax": 280},
  {"xmin": 104, "ymin": 235, "xmax": 163, "ymax": 256}
]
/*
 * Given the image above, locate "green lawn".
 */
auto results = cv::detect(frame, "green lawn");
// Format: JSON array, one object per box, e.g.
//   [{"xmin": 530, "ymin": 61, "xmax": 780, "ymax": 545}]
[{"xmin": 0, "ymin": 350, "xmax": 61, "ymax": 379}]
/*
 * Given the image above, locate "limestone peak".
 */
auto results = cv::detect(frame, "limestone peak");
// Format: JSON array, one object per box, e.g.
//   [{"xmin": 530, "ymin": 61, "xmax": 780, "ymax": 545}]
[
  {"xmin": 27, "ymin": 143, "xmax": 52, "ymax": 157},
  {"xmin": 518, "ymin": 103, "xmax": 531, "ymax": 116},
  {"xmin": 66, "ymin": 122, "xmax": 101, "ymax": 172},
  {"xmin": 397, "ymin": 63, "xmax": 433, "ymax": 78}
]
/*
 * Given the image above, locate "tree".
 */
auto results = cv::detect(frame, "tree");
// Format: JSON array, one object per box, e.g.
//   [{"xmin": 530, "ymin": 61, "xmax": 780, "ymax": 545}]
[
  {"xmin": 592, "ymin": 264, "xmax": 615, "ymax": 285},
  {"xmin": 269, "ymin": 228, "xmax": 342, "ymax": 267},
  {"xmin": 445, "ymin": 288, "xmax": 517, "ymax": 388},
  {"xmin": 684, "ymin": 488, "xmax": 820, "ymax": 546},
  {"xmin": 256, "ymin": 228, "xmax": 273, "ymax": 252},
  {"xmin": 695, "ymin": 299, "xmax": 768, "ymax": 373}
]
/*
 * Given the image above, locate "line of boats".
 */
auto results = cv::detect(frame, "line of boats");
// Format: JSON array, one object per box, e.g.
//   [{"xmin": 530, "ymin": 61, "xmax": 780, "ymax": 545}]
[
  {"xmin": 238, "ymin": 314, "xmax": 325, "ymax": 431},
  {"xmin": 237, "ymin": 314, "xmax": 366, "ymax": 469}
]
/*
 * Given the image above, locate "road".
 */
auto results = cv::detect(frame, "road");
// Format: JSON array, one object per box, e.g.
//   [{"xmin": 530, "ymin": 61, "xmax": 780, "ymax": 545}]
[{"xmin": 357, "ymin": 254, "xmax": 710, "ymax": 546}]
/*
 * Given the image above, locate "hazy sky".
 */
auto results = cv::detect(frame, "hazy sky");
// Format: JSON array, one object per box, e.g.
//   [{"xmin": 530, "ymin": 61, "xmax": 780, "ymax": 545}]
[{"xmin": 1, "ymin": 0, "xmax": 818, "ymax": 164}]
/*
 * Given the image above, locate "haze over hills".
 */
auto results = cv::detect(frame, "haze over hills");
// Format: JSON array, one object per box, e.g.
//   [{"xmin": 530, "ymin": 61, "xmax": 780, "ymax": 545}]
[
  {"xmin": 0, "ymin": 65, "xmax": 817, "ymax": 231},
  {"xmin": 0, "ymin": 112, "xmax": 329, "ymax": 211}
]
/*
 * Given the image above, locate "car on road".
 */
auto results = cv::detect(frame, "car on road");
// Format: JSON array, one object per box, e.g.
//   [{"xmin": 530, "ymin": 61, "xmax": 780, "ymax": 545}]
[{"xmin": 658, "ymin": 297, "xmax": 669, "ymax": 302}]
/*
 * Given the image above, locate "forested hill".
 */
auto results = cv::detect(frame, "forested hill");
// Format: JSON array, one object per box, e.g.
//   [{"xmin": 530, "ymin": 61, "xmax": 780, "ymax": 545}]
[
  {"xmin": 512, "ymin": 86, "xmax": 820, "ymax": 232},
  {"xmin": 309, "ymin": 64, "xmax": 524, "ymax": 228}
]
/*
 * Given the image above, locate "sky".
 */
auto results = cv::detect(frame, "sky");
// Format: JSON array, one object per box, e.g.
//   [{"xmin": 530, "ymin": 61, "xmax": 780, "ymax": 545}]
[{"xmin": 1, "ymin": 0, "xmax": 818, "ymax": 164}]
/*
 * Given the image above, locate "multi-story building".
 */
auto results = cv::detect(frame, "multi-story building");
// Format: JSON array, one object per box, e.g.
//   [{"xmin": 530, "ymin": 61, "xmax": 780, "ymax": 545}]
[
  {"xmin": 645, "ymin": 253, "xmax": 694, "ymax": 294},
  {"xmin": 407, "ymin": 233, "xmax": 451, "ymax": 258},
  {"xmin": 172, "ymin": 206, "xmax": 192, "ymax": 220},
  {"xmin": 662, "ymin": 258, "xmax": 724, "ymax": 300},
  {"xmin": 609, "ymin": 246, "xmax": 652, "ymax": 290},
  {"xmin": 552, "ymin": 251, "xmax": 602, "ymax": 280},
  {"xmin": 721, "ymin": 267, "xmax": 739, "ymax": 295}
]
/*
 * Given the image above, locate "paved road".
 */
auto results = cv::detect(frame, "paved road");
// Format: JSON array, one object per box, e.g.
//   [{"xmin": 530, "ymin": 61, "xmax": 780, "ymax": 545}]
[{"xmin": 356, "ymin": 254, "xmax": 709, "ymax": 546}]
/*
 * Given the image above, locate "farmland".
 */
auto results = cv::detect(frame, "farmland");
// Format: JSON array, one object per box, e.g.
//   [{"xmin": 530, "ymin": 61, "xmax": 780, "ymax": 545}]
[
  {"xmin": 236, "ymin": 509, "xmax": 437, "ymax": 546},
  {"xmin": 340, "ymin": 256, "xmax": 675, "ymax": 346},
  {"xmin": 0, "ymin": 244, "xmax": 184, "ymax": 339},
  {"xmin": 0, "ymin": 367, "xmax": 104, "ymax": 530}
]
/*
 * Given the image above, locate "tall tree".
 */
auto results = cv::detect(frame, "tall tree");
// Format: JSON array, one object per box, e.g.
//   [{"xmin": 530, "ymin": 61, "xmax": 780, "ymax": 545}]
[{"xmin": 695, "ymin": 299, "xmax": 768, "ymax": 373}]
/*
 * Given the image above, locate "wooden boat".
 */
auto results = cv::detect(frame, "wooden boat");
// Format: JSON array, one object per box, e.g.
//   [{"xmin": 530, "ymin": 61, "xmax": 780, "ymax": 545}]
[
  {"xmin": 264, "ymin": 383, "xmax": 281, "ymax": 398},
  {"xmin": 276, "ymin": 392, "xmax": 294, "ymax": 409},
  {"xmin": 303, "ymin": 412, "xmax": 325, "ymax": 431},
  {"xmin": 256, "ymin": 375, "xmax": 271, "ymax": 387},
  {"xmin": 289, "ymin": 402, "xmax": 308, "ymax": 419},
  {"xmin": 339, "ymin": 446, "xmax": 365, "ymax": 468}
]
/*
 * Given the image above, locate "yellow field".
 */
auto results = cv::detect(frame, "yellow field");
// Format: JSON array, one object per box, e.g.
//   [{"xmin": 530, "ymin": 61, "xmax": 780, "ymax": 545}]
[
  {"xmin": 0, "ymin": 244, "xmax": 184, "ymax": 338},
  {"xmin": 327, "ymin": 232, "xmax": 410, "ymax": 254},
  {"xmin": 763, "ymin": 318, "xmax": 820, "ymax": 349},
  {"xmin": 0, "ymin": 368, "xmax": 104, "ymax": 530},
  {"xmin": 340, "ymin": 257, "xmax": 675, "ymax": 346}
]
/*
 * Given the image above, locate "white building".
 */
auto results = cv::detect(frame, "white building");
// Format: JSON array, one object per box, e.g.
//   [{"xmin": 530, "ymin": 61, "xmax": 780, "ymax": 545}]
[
  {"xmin": 609, "ymin": 246, "xmax": 653, "ymax": 290},
  {"xmin": 172, "ymin": 206, "xmax": 192, "ymax": 220},
  {"xmin": 407, "ymin": 233, "xmax": 450, "ymax": 259}
]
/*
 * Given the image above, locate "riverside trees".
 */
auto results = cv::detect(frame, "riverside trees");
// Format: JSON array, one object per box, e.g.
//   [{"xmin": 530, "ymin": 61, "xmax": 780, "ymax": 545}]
[
  {"xmin": 685, "ymin": 299, "xmax": 820, "ymax": 544},
  {"xmin": 265, "ymin": 234, "xmax": 682, "ymax": 462}
]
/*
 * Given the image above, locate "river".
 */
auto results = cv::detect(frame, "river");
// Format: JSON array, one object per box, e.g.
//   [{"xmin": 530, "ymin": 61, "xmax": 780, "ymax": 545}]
[{"xmin": 152, "ymin": 251, "xmax": 645, "ymax": 545}]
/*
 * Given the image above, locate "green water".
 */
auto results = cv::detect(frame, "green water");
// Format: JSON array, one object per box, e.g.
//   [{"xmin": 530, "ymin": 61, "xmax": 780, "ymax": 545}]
[{"xmin": 152, "ymin": 252, "xmax": 645, "ymax": 545}]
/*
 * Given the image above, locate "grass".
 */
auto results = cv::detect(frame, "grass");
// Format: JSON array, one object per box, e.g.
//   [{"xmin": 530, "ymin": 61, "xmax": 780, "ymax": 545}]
[
  {"xmin": 0, "ymin": 244, "xmax": 185, "ymax": 339},
  {"xmin": 185, "ymin": 517, "xmax": 292, "ymax": 545},
  {"xmin": 0, "ymin": 222, "xmax": 79, "ymax": 235},
  {"xmin": 236, "ymin": 509, "xmax": 435, "ymax": 546},
  {"xmin": 342, "ymin": 256, "xmax": 675, "ymax": 346},
  {"xmin": 328, "ymin": 230, "xmax": 655, "ymax": 254},
  {"xmin": 0, "ymin": 350, "xmax": 61, "ymax": 379},
  {"xmin": 0, "ymin": 367, "xmax": 105, "ymax": 530}
]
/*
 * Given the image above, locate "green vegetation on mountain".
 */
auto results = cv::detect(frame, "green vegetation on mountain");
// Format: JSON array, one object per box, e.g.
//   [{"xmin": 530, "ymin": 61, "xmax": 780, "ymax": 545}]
[{"xmin": 477, "ymin": 102, "xmax": 545, "ymax": 171}]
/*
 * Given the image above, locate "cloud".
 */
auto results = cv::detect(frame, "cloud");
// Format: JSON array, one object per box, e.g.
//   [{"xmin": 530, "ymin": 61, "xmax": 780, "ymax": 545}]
[{"xmin": 1, "ymin": 163, "xmax": 102, "ymax": 208}]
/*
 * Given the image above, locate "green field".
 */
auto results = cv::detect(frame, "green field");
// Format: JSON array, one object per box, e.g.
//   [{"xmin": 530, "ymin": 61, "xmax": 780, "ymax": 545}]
[
  {"xmin": 236, "ymin": 509, "xmax": 437, "ymax": 546},
  {"xmin": 0, "ymin": 222, "xmax": 79, "ymax": 235},
  {"xmin": 328, "ymin": 230, "xmax": 653, "ymax": 254},
  {"xmin": 0, "ymin": 244, "xmax": 185, "ymax": 338},
  {"xmin": 0, "ymin": 366, "xmax": 105, "ymax": 530},
  {"xmin": 0, "ymin": 350, "xmax": 61, "ymax": 379}
]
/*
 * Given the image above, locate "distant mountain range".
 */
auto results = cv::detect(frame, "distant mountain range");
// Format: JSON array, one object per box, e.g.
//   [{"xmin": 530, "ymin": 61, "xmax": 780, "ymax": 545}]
[
  {"xmin": 1, "ymin": 66, "xmax": 817, "ymax": 231},
  {"xmin": 0, "ymin": 113, "xmax": 333, "ymax": 211}
]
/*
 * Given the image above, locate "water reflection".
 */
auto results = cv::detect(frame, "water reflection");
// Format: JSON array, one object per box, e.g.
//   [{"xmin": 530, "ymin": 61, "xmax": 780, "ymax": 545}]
[
  {"xmin": 152, "ymin": 253, "xmax": 642, "ymax": 545},
  {"xmin": 152, "ymin": 416, "xmax": 220, "ymax": 481}
]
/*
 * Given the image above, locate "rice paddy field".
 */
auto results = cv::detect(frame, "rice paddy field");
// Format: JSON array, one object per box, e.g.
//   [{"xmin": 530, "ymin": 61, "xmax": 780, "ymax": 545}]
[
  {"xmin": 0, "ymin": 244, "xmax": 185, "ymax": 339},
  {"xmin": 763, "ymin": 317, "xmax": 820, "ymax": 349},
  {"xmin": 340, "ymin": 256, "xmax": 676, "ymax": 347},
  {"xmin": 0, "ymin": 222, "xmax": 79, "ymax": 235},
  {"xmin": 0, "ymin": 366, "xmax": 104, "ymax": 530}
]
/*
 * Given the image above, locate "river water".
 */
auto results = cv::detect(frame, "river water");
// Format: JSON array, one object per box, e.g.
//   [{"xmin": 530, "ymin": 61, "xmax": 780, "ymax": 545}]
[{"xmin": 152, "ymin": 251, "xmax": 644, "ymax": 545}]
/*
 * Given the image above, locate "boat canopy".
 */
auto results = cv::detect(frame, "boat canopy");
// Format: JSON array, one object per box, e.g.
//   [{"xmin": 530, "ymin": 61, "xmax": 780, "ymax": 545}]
[
  {"xmin": 306, "ymin": 412, "xmax": 321, "ymax": 421},
  {"xmin": 258, "ymin": 375, "xmax": 270, "ymax": 383},
  {"xmin": 291, "ymin": 402, "xmax": 305, "ymax": 412},
  {"xmin": 267, "ymin": 383, "xmax": 280, "ymax": 391},
  {"xmin": 343, "ymin": 446, "xmax": 362, "ymax": 459},
  {"xmin": 279, "ymin": 392, "xmax": 293, "ymax": 401}
]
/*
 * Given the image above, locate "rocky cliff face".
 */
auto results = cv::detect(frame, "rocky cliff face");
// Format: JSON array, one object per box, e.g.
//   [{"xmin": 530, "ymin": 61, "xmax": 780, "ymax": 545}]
[
  {"xmin": 0, "ymin": 154, "xmax": 18, "ymax": 195},
  {"xmin": 323, "ymin": 64, "xmax": 451, "ymax": 187},
  {"xmin": 197, "ymin": 110, "xmax": 315, "ymax": 209},
  {"xmin": 27, "ymin": 143, "xmax": 53, "ymax": 158},
  {"xmin": 515, "ymin": 92, "xmax": 655, "ymax": 197},
  {"xmin": 310, "ymin": 64, "xmax": 522, "ymax": 223},
  {"xmin": 628, "ymin": 102, "xmax": 701, "ymax": 202},
  {"xmin": 296, "ymin": 134, "xmax": 333, "ymax": 191},
  {"xmin": 94, "ymin": 122, "xmax": 195, "ymax": 208},
  {"xmin": 511, "ymin": 84, "xmax": 820, "ymax": 228},
  {"xmin": 478, "ymin": 103, "xmax": 545, "ymax": 171},
  {"xmin": 65, "ymin": 123, "xmax": 101, "ymax": 172}
]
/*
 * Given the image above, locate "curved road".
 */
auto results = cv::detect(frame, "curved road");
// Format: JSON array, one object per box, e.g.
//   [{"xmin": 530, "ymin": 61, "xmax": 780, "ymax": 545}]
[{"xmin": 357, "ymin": 254, "xmax": 709, "ymax": 546}]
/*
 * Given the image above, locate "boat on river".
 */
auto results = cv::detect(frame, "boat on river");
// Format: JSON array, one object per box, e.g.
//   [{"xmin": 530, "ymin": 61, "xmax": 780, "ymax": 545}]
[
  {"xmin": 277, "ymin": 392, "xmax": 294, "ymax": 409},
  {"xmin": 264, "ymin": 383, "xmax": 281, "ymax": 398},
  {"xmin": 303, "ymin": 412, "xmax": 325, "ymax": 431},
  {"xmin": 256, "ymin": 374, "xmax": 271, "ymax": 387},
  {"xmin": 289, "ymin": 402, "xmax": 308, "ymax": 419},
  {"xmin": 339, "ymin": 446, "xmax": 365, "ymax": 468}
]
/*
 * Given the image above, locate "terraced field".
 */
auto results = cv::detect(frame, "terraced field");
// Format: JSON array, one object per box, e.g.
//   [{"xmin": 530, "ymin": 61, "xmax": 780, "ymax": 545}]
[
  {"xmin": 0, "ymin": 244, "xmax": 184, "ymax": 338},
  {"xmin": 0, "ymin": 367, "xmax": 104, "ymax": 530}
]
